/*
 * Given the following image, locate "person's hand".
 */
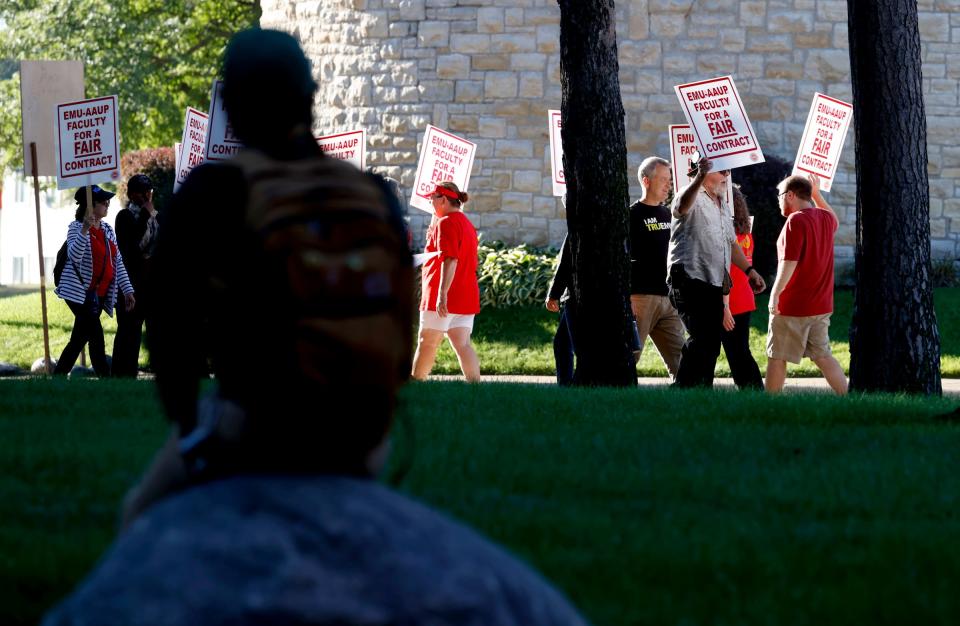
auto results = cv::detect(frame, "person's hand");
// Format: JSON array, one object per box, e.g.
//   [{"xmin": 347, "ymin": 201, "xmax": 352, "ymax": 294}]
[
  {"xmin": 769, "ymin": 296, "xmax": 779, "ymax": 315},
  {"xmin": 124, "ymin": 292, "xmax": 136, "ymax": 312},
  {"xmin": 748, "ymin": 270, "xmax": 765, "ymax": 294},
  {"xmin": 545, "ymin": 298, "xmax": 560, "ymax": 313},
  {"xmin": 144, "ymin": 189, "xmax": 156, "ymax": 216},
  {"xmin": 807, "ymin": 173, "xmax": 823, "ymax": 200},
  {"xmin": 81, "ymin": 213, "xmax": 95, "ymax": 235},
  {"xmin": 722, "ymin": 306, "xmax": 735, "ymax": 331},
  {"xmin": 436, "ymin": 293, "xmax": 448, "ymax": 317},
  {"xmin": 695, "ymin": 157, "xmax": 712, "ymax": 180}
]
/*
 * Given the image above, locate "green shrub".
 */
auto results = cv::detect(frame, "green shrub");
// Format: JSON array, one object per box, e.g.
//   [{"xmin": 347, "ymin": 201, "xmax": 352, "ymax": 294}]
[
  {"xmin": 119, "ymin": 147, "xmax": 175, "ymax": 213},
  {"xmin": 478, "ymin": 241, "xmax": 559, "ymax": 308},
  {"xmin": 931, "ymin": 258, "xmax": 959, "ymax": 288}
]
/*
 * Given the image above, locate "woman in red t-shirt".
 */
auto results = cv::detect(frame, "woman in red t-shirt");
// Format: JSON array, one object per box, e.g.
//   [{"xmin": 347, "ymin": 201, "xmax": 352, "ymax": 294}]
[
  {"xmin": 720, "ymin": 186, "xmax": 763, "ymax": 389},
  {"xmin": 411, "ymin": 182, "xmax": 481, "ymax": 382}
]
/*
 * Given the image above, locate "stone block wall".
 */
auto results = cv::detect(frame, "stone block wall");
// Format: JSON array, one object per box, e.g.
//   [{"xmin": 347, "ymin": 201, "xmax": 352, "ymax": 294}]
[{"xmin": 260, "ymin": 0, "xmax": 960, "ymax": 259}]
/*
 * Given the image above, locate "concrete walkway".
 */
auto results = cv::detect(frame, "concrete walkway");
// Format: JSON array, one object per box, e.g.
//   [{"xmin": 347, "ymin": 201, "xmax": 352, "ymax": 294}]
[{"xmin": 430, "ymin": 374, "xmax": 960, "ymax": 395}]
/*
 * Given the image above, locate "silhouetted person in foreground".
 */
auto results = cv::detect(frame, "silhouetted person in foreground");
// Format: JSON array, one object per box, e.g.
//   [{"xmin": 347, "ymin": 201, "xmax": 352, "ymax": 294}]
[{"xmin": 42, "ymin": 28, "xmax": 587, "ymax": 626}]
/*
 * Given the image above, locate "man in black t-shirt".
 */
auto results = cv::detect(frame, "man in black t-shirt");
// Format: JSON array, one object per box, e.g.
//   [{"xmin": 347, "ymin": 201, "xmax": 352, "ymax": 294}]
[{"xmin": 629, "ymin": 157, "xmax": 686, "ymax": 378}]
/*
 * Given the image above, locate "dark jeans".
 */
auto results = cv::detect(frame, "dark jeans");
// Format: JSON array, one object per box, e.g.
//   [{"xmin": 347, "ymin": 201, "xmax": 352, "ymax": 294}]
[
  {"xmin": 54, "ymin": 293, "xmax": 109, "ymax": 377},
  {"xmin": 553, "ymin": 300, "xmax": 576, "ymax": 386},
  {"xmin": 113, "ymin": 298, "xmax": 146, "ymax": 377},
  {"xmin": 721, "ymin": 310, "xmax": 763, "ymax": 390},
  {"xmin": 669, "ymin": 269, "xmax": 723, "ymax": 388}
]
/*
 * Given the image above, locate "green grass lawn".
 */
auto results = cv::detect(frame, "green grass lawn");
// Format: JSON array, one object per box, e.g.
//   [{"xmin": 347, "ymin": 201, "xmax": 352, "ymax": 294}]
[
  {"xmin": 2, "ymin": 380, "xmax": 959, "ymax": 625},
  {"xmin": 3, "ymin": 286, "xmax": 958, "ymax": 377}
]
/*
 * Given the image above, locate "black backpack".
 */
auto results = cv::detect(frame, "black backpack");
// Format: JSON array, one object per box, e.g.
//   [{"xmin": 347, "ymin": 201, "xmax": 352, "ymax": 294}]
[{"xmin": 53, "ymin": 240, "xmax": 69, "ymax": 287}]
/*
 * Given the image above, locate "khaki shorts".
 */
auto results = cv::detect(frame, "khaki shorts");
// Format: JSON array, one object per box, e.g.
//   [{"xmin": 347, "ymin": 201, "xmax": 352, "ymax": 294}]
[
  {"xmin": 766, "ymin": 313, "xmax": 832, "ymax": 364},
  {"xmin": 419, "ymin": 311, "xmax": 475, "ymax": 333}
]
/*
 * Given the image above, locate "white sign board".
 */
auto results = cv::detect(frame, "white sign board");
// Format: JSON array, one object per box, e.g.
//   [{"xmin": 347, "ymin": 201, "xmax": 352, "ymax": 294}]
[
  {"xmin": 674, "ymin": 76, "xmax": 764, "ymax": 171},
  {"xmin": 792, "ymin": 93, "xmax": 853, "ymax": 192},
  {"xmin": 20, "ymin": 60, "xmax": 85, "ymax": 176},
  {"xmin": 410, "ymin": 125, "xmax": 476, "ymax": 214},
  {"xmin": 204, "ymin": 80, "xmax": 242, "ymax": 161},
  {"xmin": 316, "ymin": 129, "xmax": 366, "ymax": 170},
  {"xmin": 174, "ymin": 107, "xmax": 209, "ymax": 192},
  {"xmin": 548, "ymin": 109, "xmax": 565, "ymax": 197},
  {"xmin": 669, "ymin": 124, "xmax": 699, "ymax": 195},
  {"xmin": 55, "ymin": 95, "xmax": 121, "ymax": 190},
  {"xmin": 668, "ymin": 124, "xmax": 733, "ymax": 213}
]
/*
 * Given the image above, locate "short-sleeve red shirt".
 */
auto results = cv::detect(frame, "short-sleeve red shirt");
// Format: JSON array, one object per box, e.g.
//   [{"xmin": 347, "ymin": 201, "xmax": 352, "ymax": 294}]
[
  {"xmin": 728, "ymin": 232, "xmax": 756, "ymax": 316},
  {"xmin": 420, "ymin": 211, "xmax": 480, "ymax": 314},
  {"xmin": 777, "ymin": 207, "xmax": 837, "ymax": 316}
]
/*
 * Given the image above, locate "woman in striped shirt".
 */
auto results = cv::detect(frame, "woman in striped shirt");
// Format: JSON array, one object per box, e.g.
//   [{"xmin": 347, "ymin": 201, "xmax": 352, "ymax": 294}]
[{"xmin": 53, "ymin": 185, "xmax": 136, "ymax": 377}]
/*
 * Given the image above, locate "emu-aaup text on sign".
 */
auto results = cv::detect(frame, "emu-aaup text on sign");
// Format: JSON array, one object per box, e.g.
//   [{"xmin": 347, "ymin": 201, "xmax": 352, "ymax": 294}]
[
  {"xmin": 674, "ymin": 76, "xmax": 764, "ymax": 172},
  {"xmin": 55, "ymin": 95, "xmax": 120, "ymax": 190},
  {"xmin": 792, "ymin": 93, "xmax": 853, "ymax": 192},
  {"xmin": 316, "ymin": 129, "xmax": 366, "ymax": 170},
  {"xmin": 204, "ymin": 80, "xmax": 243, "ymax": 161},
  {"xmin": 174, "ymin": 107, "xmax": 209, "ymax": 192},
  {"xmin": 410, "ymin": 125, "xmax": 476, "ymax": 214}
]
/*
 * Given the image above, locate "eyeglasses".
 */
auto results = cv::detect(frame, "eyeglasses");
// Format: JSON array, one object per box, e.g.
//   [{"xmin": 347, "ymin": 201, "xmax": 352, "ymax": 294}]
[{"xmin": 778, "ymin": 190, "xmax": 789, "ymax": 198}]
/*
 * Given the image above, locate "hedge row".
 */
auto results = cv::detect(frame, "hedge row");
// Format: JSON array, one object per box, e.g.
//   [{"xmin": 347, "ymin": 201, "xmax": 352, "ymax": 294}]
[{"xmin": 478, "ymin": 241, "xmax": 559, "ymax": 308}]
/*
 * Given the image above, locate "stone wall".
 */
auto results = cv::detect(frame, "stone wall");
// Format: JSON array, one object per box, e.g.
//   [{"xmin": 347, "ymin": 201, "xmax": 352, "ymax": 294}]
[{"xmin": 260, "ymin": 0, "xmax": 960, "ymax": 259}]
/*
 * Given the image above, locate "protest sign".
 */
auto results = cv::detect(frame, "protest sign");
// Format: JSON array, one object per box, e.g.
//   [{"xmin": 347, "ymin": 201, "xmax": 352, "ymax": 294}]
[
  {"xmin": 55, "ymin": 95, "xmax": 120, "ymax": 190},
  {"xmin": 20, "ymin": 60, "xmax": 84, "ymax": 176},
  {"xmin": 792, "ymin": 93, "xmax": 853, "ymax": 192},
  {"xmin": 316, "ymin": 129, "xmax": 366, "ymax": 170},
  {"xmin": 410, "ymin": 125, "xmax": 476, "ymax": 213},
  {"xmin": 668, "ymin": 123, "xmax": 733, "ymax": 213},
  {"xmin": 674, "ymin": 76, "xmax": 764, "ymax": 171},
  {"xmin": 669, "ymin": 124, "xmax": 698, "ymax": 195},
  {"xmin": 174, "ymin": 107, "xmax": 209, "ymax": 193},
  {"xmin": 204, "ymin": 80, "xmax": 242, "ymax": 161},
  {"xmin": 174, "ymin": 142, "xmax": 182, "ymax": 179},
  {"xmin": 548, "ymin": 109, "xmax": 565, "ymax": 197}
]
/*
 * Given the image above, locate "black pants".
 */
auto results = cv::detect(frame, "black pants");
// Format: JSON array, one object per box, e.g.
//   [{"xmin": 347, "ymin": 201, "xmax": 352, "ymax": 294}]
[
  {"xmin": 669, "ymin": 270, "xmax": 723, "ymax": 388},
  {"xmin": 113, "ymin": 298, "xmax": 146, "ymax": 377},
  {"xmin": 553, "ymin": 300, "xmax": 576, "ymax": 386},
  {"xmin": 721, "ymin": 311, "xmax": 763, "ymax": 390},
  {"xmin": 54, "ymin": 294, "xmax": 109, "ymax": 377}
]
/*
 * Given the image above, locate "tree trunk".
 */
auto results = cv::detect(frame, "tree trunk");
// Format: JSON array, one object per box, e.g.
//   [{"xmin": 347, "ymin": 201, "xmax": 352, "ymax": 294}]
[
  {"xmin": 557, "ymin": 0, "xmax": 635, "ymax": 387},
  {"xmin": 847, "ymin": 0, "xmax": 941, "ymax": 395}
]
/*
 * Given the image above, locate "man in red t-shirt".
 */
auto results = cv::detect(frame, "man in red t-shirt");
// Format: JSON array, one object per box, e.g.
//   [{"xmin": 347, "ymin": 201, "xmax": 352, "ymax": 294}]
[{"xmin": 765, "ymin": 173, "xmax": 847, "ymax": 394}]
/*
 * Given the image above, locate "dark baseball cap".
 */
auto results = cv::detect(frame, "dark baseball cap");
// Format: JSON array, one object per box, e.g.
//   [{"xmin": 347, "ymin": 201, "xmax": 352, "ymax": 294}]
[
  {"xmin": 74, "ymin": 185, "xmax": 115, "ymax": 206},
  {"xmin": 127, "ymin": 174, "xmax": 154, "ymax": 194}
]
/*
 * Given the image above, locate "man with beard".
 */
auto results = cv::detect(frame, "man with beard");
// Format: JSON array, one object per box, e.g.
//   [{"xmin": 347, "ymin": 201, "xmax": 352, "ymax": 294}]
[{"xmin": 666, "ymin": 157, "xmax": 765, "ymax": 388}]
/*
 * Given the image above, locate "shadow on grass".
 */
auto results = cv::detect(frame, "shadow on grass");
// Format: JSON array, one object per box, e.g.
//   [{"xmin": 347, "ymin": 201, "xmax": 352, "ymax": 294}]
[{"xmin": 0, "ymin": 286, "xmax": 40, "ymax": 300}]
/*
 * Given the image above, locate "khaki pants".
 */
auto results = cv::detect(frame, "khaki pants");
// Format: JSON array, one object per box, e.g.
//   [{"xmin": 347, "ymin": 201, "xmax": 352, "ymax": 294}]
[{"xmin": 630, "ymin": 294, "xmax": 686, "ymax": 378}]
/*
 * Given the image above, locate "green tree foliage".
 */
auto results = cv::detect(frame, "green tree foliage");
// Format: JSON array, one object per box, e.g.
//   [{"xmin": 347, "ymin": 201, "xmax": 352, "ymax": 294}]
[{"xmin": 0, "ymin": 0, "xmax": 261, "ymax": 174}]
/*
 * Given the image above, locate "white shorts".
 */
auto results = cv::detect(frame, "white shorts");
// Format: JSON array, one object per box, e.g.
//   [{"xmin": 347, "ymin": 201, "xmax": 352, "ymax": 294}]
[{"xmin": 419, "ymin": 311, "xmax": 475, "ymax": 333}]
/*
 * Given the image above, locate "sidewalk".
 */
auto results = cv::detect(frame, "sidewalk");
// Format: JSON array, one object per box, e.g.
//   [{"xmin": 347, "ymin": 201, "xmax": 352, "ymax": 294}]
[{"xmin": 431, "ymin": 375, "xmax": 960, "ymax": 395}]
